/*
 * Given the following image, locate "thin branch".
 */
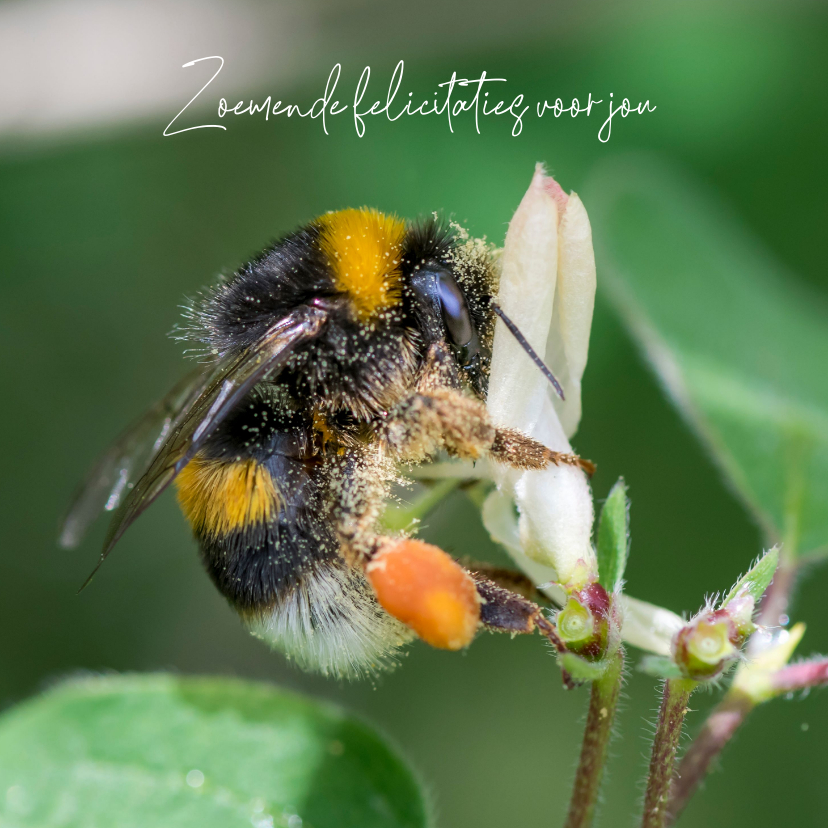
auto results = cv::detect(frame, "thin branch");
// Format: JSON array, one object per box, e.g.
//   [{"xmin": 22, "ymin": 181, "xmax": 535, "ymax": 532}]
[
  {"xmin": 757, "ymin": 554, "xmax": 798, "ymax": 627},
  {"xmin": 771, "ymin": 658, "xmax": 828, "ymax": 694},
  {"xmin": 564, "ymin": 648, "xmax": 625, "ymax": 828},
  {"xmin": 641, "ymin": 679, "xmax": 696, "ymax": 828}
]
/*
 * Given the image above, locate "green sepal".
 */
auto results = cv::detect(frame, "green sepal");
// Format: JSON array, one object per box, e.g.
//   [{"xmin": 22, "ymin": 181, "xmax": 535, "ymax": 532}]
[
  {"xmin": 596, "ymin": 478, "xmax": 630, "ymax": 593},
  {"xmin": 639, "ymin": 655, "xmax": 685, "ymax": 680},
  {"xmin": 560, "ymin": 652, "xmax": 610, "ymax": 682},
  {"xmin": 722, "ymin": 546, "xmax": 779, "ymax": 607}
]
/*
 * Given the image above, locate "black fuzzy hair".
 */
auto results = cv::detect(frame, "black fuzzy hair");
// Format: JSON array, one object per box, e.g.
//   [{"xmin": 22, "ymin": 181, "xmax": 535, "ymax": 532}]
[{"xmin": 178, "ymin": 224, "xmax": 336, "ymax": 358}]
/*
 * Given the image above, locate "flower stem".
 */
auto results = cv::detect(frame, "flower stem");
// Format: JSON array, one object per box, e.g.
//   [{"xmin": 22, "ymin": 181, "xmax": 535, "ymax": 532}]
[
  {"xmin": 380, "ymin": 478, "xmax": 460, "ymax": 533},
  {"xmin": 641, "ymin": 678, "xmax": 696, "ymax": 828},
  {"xmin": 564, "ymin": 648, "xmax": 625, "ymax": 828},
  {"xmin": 665, "ymin": 688, "xmax": 753, "ymax": 826}
]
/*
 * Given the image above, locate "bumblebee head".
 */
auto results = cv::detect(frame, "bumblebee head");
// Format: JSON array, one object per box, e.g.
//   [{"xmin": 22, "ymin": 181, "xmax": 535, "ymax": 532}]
[
  {"xmin": 403, "ymin": 254, "xmax": 490, "ymax": 392},
  {"xmin": 314, "ymin": 208, "xmax": 495, "ymax": 394},
  {"xmin": 399, "ymin": 216, "xmax": 496, "ymax": 396}
]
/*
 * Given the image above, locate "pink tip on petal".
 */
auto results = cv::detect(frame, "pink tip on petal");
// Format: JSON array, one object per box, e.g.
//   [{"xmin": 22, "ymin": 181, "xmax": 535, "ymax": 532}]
[{"xmin": 533, "ymin": 162, "xmax": 569, "ymax": 220}]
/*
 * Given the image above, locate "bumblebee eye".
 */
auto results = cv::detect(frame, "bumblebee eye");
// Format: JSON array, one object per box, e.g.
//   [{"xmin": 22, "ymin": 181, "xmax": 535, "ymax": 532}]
[{"xmin": 436, "ymin": 271, "xmax": 474, "ymax": 347}]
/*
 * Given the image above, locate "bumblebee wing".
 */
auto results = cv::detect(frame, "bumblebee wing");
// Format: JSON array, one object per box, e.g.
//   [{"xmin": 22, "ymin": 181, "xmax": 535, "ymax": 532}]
[
  {"xmin": 59, "ymin": 365, "xmax": 213, "ymax": 549},
  {"xmin": 82, "ymin": 305, "xmax": 327, "ymax": 586}
]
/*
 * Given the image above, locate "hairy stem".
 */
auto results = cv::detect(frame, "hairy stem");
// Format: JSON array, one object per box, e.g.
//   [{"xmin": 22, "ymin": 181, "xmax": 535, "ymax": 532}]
[
  {"xmin": 641, "ymin": 679, "xmax": 696, "ymax": 828},
  {"xmin": 564, "ymin": 648, "xmax": 625, "ymax": 828},
  {"xmin": 665, "ymin": 689, "xmax": 753, "ymax": 826}
]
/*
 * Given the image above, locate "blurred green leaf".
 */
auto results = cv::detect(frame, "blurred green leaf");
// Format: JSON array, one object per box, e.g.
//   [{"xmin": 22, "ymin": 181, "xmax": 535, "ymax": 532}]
[
  {"xmin": 723, "ymin": 546, "xmax": 780, "ymax": 606},
  {"xmin": 597, "ymin": 478, "xmax": 630, "ymax": 592},
  {"xmin": 0, "ymin": 674, "xmax": 428, "ymax": 828},
  {"xmin": 587, "ymin": 156, "xmax": 828, "ymax": 559}
]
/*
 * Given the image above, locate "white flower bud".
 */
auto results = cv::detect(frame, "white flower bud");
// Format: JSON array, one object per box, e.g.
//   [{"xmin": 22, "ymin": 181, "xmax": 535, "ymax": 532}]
[
  {"xmin": 486, "ymin": 164, "xmax": 597, "ymax": 586},
  {"xmin": 620, "ymin": 596, "xmax": 685, "ymax": 658}
]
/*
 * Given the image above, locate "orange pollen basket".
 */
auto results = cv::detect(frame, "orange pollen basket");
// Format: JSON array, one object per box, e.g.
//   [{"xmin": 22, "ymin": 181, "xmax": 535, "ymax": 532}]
[{"xmin": 366, "ymin": 538, "xmax": 481, "ymax": 650}]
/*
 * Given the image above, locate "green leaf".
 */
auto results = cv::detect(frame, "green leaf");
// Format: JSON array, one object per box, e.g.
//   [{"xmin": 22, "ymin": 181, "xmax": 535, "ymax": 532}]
[
  {"xmin": 587, "ymin": 156, "xmax": 828, "ymax": 559},
  {"xmin": 723, "ymin": 546, "xmax": 780, "ymax": 606},
  {"xmin": 0, "ymin": 674, "xmax": 429, "ymax": 828},
  {"xmin": 596, "ymin": 478, "xmax": 630, "ymax": 592},
  {"xmin": 638, "ymin": 656, "xmax": 685, "ymax": 680}
]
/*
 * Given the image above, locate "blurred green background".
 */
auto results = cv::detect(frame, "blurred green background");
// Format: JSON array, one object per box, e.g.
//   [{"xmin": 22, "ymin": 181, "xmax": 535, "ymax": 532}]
[{"xmin": 2, "ymin": 1, "xmax": 828, "ymax": 825}]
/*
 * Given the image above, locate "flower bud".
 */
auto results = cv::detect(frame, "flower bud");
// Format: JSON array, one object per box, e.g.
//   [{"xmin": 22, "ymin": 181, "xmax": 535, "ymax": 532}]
[
  {"xmin": 620, "ymin": 596, "xmax": 685, "ymax": 657},
  {"xmin": 486, "ymin": 164, "xmax": 597, "ymax": 586},
  {"xmin": 731, "ymin": 623, "xmax": 806, "ymax": 703},
  {"xmin": 556, "ymin": 582, "xmax": 612, "ymax": 658},
  {"xmin": 673, "ymin": 608, "xmax": 749, "ymax": 681}
]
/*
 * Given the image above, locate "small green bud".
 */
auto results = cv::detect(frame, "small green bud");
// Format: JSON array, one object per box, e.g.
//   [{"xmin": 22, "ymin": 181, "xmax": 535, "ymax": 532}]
[
  {"xmin": 556, "ymin": 583, "xmax": 612, "ymax": 659},
  {"xmin": 674, "ymin": 609, "xmax": 746, "ymax": 680},
  {"xmin": 685, "ymin": 620, "xmax": 736, "ymax": 667},
  {"xmin": 558, "ymin": 599, "xmax": 595, "ymax": 646}
]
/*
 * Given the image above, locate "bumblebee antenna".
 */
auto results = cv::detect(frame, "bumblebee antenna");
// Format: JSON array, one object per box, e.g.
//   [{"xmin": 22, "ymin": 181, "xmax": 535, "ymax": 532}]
[{"xmin": 491, "ymin": 303, "xmax": 565, "ymax": 401}]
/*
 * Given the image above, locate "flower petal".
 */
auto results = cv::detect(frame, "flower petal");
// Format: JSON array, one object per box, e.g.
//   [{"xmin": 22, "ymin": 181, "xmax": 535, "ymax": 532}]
[
  {"xmin": 620, "ymin": 595, "xmax": 685, "ymax": 657},
  {"xmin": 545, "ymin": 192, "xmax": 597, "ymax": 437},
  {"xmin": 481, "ymin": 489, "xmax": 567, "ymax": 605},
  {"xmin": 513, "ymin": 396, "xmax": 596, "ymax": 585},
  {"xmin": 487, "ymin": 164, "xmax": 559, "ymax": 436},
  {"xmin": 485, "ymin": 165, "xmax": 597, "ymax": 585}
]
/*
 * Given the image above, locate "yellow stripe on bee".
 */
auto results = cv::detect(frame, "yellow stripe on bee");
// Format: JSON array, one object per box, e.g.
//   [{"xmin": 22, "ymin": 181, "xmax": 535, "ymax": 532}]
[
  {"xmin": 175, "ymin": 455, "xmax": 280, "ymax": 537},
  {"xmin": 318, "ymin": 208, "xmax": 406, "ymax": 321}
]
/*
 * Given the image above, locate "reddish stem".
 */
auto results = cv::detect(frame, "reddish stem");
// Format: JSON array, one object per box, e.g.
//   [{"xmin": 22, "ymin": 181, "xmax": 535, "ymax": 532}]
[
  {"xmin": 757, "ymin": 556, "xmax": 797, "ymax": 627},
  {"xmin": 772, "ymin": 659, "xmax": 828, "ymax": 694}
]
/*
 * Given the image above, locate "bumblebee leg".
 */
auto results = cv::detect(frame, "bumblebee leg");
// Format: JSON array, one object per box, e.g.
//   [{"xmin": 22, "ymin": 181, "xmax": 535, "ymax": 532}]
[
  {"xmin": 460, "ymin": 560, "xmax": 549, "ymax": 603},
  {"xmin": 472, "ymin": 575, "xmax": 565, "ymax": 653},
  {"xmin": 489, "ymin": 427, "xmax": 596, "ymax": 475},
  {"xmin": 362, "ymin": 537, "xmax": 482, "ymax": 651},
  {"xmin": 354, "ymin": 532, "xmax": 567, "ymax": 657},
  {"xmin": 382, "ymin": 386, "xmax": 595, "ymax": 474},
  {"xmin": 383, "ymin": 386, "xmax": 495, "ymax": 463},
  {"xmin": 330, "ymin": 421, "xmax": 573, "ymax": 656}
]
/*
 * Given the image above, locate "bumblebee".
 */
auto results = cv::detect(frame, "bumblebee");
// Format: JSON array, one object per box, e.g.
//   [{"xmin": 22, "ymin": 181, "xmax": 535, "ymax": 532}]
[{"xmin": 61, "ymin": 208, "xmax": 590, "ymax": 677}]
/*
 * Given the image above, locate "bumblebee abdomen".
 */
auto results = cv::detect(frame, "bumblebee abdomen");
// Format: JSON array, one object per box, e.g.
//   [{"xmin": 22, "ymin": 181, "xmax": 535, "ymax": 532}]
[
  {"xmin": 173, "ymin": 440, "xmax": 409, "ymax": 678},
  {"xmin": 175, "ymin": 446, "xmax": 337, "ymax": 611}
]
